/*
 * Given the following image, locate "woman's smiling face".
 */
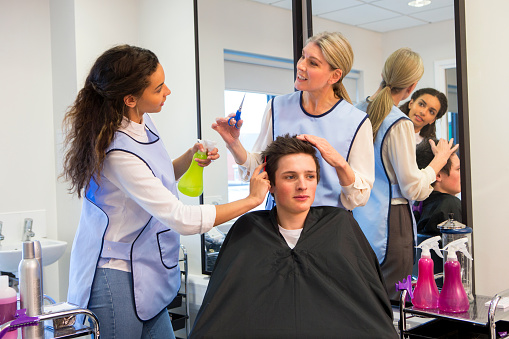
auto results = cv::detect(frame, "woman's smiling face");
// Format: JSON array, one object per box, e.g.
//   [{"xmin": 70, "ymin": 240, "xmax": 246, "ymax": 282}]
[{"xmin": 407, "ymin": 93, "xmax": 442, "ymax": 132}]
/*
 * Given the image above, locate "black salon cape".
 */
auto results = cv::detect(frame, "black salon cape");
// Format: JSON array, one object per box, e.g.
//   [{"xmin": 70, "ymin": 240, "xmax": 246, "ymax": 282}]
[{"xmin": 190, "ymin": 206, "xmax": 397, "ymax": 339}]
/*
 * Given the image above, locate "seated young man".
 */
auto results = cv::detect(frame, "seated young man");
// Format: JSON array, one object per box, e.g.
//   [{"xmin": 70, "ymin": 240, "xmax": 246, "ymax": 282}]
[
  {"xmin": 416, "ymin": 138, "xmax": 462, "ymax": 236},
  {"xmin": 190, "ymin": 135, "xmax": 397, "ymax": 339}
]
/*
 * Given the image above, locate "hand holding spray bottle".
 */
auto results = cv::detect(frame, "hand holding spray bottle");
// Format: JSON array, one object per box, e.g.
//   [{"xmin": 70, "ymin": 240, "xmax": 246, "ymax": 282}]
[
  {"xmin": 438, "ymin": 237, "xmax": 473, "ymax": 313},
  {"xmin": 412, "ymin": 236, "xmax": 443, "ymax": 309},
  {"xmin": 178, "ymin": 139, "xmax": 217, "ymax": 197}
]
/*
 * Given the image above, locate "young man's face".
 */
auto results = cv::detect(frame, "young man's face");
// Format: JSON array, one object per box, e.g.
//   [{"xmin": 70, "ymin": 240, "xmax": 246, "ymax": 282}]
[
  {"xmin": 270, "ymin": 153, "xmax": 318, "ymax": 217},
  {"xmin": 436, "ymin": 153, "xmax": 461, "ymax": 196}
]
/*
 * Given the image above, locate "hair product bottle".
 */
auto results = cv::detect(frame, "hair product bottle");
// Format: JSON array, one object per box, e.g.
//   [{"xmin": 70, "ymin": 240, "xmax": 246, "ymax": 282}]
[
  {"xmin": 0, "ymin": 275, "xmax": 17, "ymax": 339},
  {"xmin": 438, "ymin": 237, "xmax": 473, "ymax": 313},
  {"xmin": 19, "ymin": 241, "xmax": 44, "ymax": 338},
  {"xmin": 412, "ymin": 236, "xmax": 443, "ymax": 309},
  {"xmin": 178, "ymin": 139, "xmax": 217, "ymax": 197}
]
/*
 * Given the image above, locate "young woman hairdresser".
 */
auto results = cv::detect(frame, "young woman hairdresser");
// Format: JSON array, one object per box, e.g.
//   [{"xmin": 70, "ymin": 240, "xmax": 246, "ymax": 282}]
[
  {"xmin": 62, "ymin": 45, "xmax": 270, "ymax": 339},
  {"xmin": 399, "ymin": 87, "xmax": 448, "ymax": 144},
  {"xmin": 213, "ymin": 31, "xmax": 374, "ymax": 211},
  {"xmin": 353, "ymin": 48, "xmax": 458, "ymax": 301}
]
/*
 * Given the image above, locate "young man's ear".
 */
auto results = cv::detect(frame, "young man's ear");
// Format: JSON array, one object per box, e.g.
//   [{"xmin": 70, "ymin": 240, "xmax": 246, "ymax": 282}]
[
  {"xmin": 436, "ymin": 171, "xmax": 443, "ymax": 183},
  {"xmin": 124, "ymin": 94, "xmax": 137, "ymax": 108}
]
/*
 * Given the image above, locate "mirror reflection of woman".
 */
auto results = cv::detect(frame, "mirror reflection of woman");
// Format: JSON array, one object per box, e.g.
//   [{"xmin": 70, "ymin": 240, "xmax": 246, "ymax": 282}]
[
  {"xmin": 213, "ymin": 31, "xmax": 374, "ymax": 211},
  {"xmin": 353, "ymin": 48, "xmax": 458, "ymax": 302},
  {"xmin": 399, "ymin": 88, "xmax": 448, "ymax": 145}
]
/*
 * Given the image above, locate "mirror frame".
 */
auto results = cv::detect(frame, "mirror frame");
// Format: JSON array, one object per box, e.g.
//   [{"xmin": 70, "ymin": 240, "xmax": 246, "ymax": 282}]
[{"xmin": 198, "ymin": 0, "xmax": 473, "ymax": 282}]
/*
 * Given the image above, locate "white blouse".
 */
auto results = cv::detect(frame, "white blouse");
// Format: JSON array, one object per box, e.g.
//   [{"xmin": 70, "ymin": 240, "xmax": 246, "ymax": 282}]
[
  {"xmin": 383, "ymin": 119, "xmax": 435, "ymax": 205},
  {"xmin": 238, "ymin": 100, "xmax": 375, "ymax": 211},
  {"xmin": 100, "ymin": 116, "xmax": 216, "ymax": 271}
]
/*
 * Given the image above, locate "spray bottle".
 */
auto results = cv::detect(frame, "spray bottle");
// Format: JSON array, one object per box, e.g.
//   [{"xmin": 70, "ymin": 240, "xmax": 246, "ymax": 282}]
[
  {"xmin": 178, "ymin": 139, "xmax": 217, "ymax": 197},
  {"xmin": 438, "ymin": 237, "xmax": 473, "ymax": 313},
  {"xmin": 412, "ymin": 236, "xmax": 443, "ymax": 309}
]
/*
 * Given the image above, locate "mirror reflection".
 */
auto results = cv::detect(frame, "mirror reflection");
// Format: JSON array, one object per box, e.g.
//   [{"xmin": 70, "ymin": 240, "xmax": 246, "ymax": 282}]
[{"xmin": 201, "ymin": 0, "xmax": 459, "ymax": 274}]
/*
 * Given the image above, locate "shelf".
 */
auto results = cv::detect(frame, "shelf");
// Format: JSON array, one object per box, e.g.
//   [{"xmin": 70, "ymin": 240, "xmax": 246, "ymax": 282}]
[
  {"xmin": 403, "ymin": 295, "xmax": 509, "ymax": 326},
  {"xmin": 400, "ymin": 291, "xmax": 509, "ymax": 339}
]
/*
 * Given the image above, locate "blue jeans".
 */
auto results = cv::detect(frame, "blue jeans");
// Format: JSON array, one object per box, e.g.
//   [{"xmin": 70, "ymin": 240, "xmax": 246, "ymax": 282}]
[{"xmin": 88, "ymin": 268, "xmax": 176, "ymax": 339}]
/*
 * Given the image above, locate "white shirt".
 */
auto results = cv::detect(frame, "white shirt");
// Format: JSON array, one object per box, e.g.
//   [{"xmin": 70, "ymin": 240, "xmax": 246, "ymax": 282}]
[
  {"xmin": 238, "ymin": 100, "xmax": 374, "ymax": 210},
  {"xmin": 382, "ymin": 119, "xmax": 435, "ymax": 205},
  {"xmin": 415, "ymin": 132, "xmax": 424, "ymax": 145},
  {"xmin": 100, "ymin": 116, "xmax": 216, "ymax": 271},
  {"xmin": 278, "ymin": 225, "xmax": 303, "ymax": 249}
]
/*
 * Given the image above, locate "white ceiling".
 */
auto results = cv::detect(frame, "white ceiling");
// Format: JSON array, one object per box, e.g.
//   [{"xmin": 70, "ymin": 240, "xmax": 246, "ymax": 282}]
[{"xmin": 249, "ymin": 0, "xmax": 454, "ymax": 33}]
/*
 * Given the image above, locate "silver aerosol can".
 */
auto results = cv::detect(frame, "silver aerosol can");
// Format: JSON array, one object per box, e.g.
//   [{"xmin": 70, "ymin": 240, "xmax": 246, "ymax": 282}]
[{"xmin": 18, "ymin": 241, "xmax": 44, "ymax": 338}]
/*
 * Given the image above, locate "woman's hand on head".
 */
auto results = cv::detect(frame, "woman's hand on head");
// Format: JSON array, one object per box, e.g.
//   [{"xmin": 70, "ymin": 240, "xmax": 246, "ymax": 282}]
[
  {"xmin": 297, "ymin": 134, "xmax": 347, "ymax": 168},
  {"xmin": 248, "ymin": 163, "xmax": 270, "ymax": 205},
  {"xmin": 211, "ymin": 114, "xmax": 243, "ymax": 145},
  {"xmin": 430, "ymin": 138, "xmax": 459, "ymax": 160}
]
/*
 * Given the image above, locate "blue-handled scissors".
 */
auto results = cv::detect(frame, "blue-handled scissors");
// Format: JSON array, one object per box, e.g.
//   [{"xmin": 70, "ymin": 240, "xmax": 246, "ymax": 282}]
[{"xmin": 228, "ymin": 94, "xmax": 246, "ymax": 129}]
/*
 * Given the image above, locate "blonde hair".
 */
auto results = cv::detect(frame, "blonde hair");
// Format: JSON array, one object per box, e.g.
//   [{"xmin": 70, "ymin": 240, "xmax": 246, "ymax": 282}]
[
  {"xmin": 367, "ymin": 48, "xmax": 424, "ymax": 139},
  {"xmin": 306, "ymin": 32, "xmax": 354, "ymax": 103}
]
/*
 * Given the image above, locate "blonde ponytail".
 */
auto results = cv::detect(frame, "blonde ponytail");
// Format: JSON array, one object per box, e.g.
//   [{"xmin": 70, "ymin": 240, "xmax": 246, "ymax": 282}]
[{"xmin": 367, "ymin": 48, "xmax": 424, "ymax": 139}]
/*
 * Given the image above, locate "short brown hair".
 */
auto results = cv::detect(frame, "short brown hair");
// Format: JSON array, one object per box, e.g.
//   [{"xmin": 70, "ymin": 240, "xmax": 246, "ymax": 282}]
[{"xmin": 261, "ymin": 134, "xmax": 320, "ymax": 187}]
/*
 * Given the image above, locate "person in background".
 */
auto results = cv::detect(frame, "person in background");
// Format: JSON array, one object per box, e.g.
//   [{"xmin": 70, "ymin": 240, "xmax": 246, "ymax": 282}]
[
  {"xmin": 190, "ymin": 135, "xmax": 398, "ymax": 339},
  {"xmin": 213, "ymin": 31, "xmax": 374, "ymax": 211},
  {"xmin": 353, "ymin": 48, "xmax": 458, "ymax": 301},
  {"xmin": 399, "ymin": 88, "xmax": 448, "ymax": 145},
  {"xmin": 415, "ymin": 138, "xmax": 461, "ymax": 236},
  {"xmin": 62, "ymin": 45, "xmax": 270, "ymax": 339}
]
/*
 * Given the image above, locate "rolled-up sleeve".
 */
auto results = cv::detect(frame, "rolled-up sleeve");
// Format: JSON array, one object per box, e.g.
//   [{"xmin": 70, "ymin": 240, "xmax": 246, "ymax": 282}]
[
  {"xmin": 384, "ymin": 120, "xmax": 435, "ymax": 202},
  {"xmin": 340, "ymin": 118, "xmax": 375, "ymax": 210}
]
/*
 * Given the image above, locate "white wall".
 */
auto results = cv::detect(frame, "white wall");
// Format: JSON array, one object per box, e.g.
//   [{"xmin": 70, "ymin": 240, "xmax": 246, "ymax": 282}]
[
  {"xmin": 0, "ymin": 0, "xmax": 60, "ymax": 298},
  {"xmin": 0, "ymin": 0, "xmax": 197, "ymax": 302},
  {"xmin": 465, "ymin": 0, "xmax": 509, "ymax": 296}
]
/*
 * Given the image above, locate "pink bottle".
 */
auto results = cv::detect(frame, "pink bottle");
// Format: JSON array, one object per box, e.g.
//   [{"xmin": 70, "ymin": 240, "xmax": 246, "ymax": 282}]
[
  {"xmin": 438, "ymin": 238, "xmax": 472, "ymax": 313},
  {"xmin": 0, "ymin": 275, "xmax": 18, "ymax": 339},
  {"xmin": 412, "ymin": 236, "xmax": 443, "ymax": 309}
]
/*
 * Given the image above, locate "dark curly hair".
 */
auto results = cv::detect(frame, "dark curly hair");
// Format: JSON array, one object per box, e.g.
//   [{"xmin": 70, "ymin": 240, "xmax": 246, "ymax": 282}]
[
  {"xmin": 261, "ymin": 134, "xmax": 320, "ymax": 187},
  {"xmin": 399, "ymin": 88, "xmax": 448, "ymax": 139},
  {"xmin": 61, "ymin": 45, "xmax": 159, "ymax": 197}
]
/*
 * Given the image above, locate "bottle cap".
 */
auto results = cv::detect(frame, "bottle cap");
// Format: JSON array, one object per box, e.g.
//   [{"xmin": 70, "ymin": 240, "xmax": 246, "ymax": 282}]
[
  {"xmin": 22, "ymin": 241, "xmax": 36, "ymax": 259},
  {"xmin": 0, "ymin": 275, "xmax": 8, "ymax": 288},
  {"xmin": 442, "ymin": 237, "xmax": 473, "ymax": 261},
  {"xmin": 416, "ymin": 235, "xmax": 443, "ymax": 258}
]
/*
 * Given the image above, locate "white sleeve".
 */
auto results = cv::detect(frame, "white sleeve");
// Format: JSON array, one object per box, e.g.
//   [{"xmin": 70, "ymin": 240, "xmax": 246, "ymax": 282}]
[
  {"xmin": 385, "ymin": 120, "xmax": 435, "ymax": 202},
  {"xmin": 238, "ymin": 99, "xmax": 273, "ymax": 180},
  {"xmin": 340, "ymin": 118, "xmax": 375, "ymax": 210},
  {"xmin": 103, "ymin": 151, "xmax": 216, "ymax": 235}
]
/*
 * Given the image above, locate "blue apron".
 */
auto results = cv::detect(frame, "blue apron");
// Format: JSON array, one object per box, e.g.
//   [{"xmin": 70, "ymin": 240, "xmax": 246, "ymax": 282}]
[
  {"xmin": 67, "ymin": 114, "xmax": 181, "ymax": 321},
  {"xmin": 268, "ymin": 91, "xmax": 367, "ymax": 209},
  {"xmin": 353, "ymin": 104, "xmax": 415, "ymax": 264}
]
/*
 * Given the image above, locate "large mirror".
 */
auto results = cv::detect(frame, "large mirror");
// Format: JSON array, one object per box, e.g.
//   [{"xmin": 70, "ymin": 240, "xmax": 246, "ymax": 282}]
[{"xmin": 199, "ymin": 0, "xmax": 468, "ymax": 275}]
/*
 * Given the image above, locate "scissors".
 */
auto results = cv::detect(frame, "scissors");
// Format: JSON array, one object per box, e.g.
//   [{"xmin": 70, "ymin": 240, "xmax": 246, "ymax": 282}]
[{"xmin": 228, "ymin": 94, "xmax": 246, "ymax": 129}]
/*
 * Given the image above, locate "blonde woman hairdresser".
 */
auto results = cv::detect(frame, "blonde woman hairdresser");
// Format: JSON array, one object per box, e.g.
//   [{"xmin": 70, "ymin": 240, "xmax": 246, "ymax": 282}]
[
  {"xmin": 213, "ymin": 32, "xmax": 374, "ymax": 211},
  {"xmin": 353, "ymin": 48, "xmax": 458, "ymax": 301}
]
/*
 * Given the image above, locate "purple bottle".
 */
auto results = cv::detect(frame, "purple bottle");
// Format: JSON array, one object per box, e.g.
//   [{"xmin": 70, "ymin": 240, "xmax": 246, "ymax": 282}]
[
  {"xmin": 412, "ymin": 236, "xmax": 443, "ymax": 309},
  {"xmin": 438, "ymin": 238, "xmax": 472, "ymax": 313}
]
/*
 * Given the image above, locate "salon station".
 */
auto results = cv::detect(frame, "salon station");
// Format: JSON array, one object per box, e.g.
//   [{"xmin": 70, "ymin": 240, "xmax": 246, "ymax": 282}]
[{"xmin": 1, "ymin": 0, "xmax": 508, "ymax": 338}]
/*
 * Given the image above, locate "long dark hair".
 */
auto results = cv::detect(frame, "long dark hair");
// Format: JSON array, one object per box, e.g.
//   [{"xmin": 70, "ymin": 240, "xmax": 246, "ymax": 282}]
[
  {"xmin": 399, "ymin": 87, "xmax": 448, "ymax": 139},
  {"xmin": 62, "ymin": 45, "xmax": 159, "ymax": 197}
]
